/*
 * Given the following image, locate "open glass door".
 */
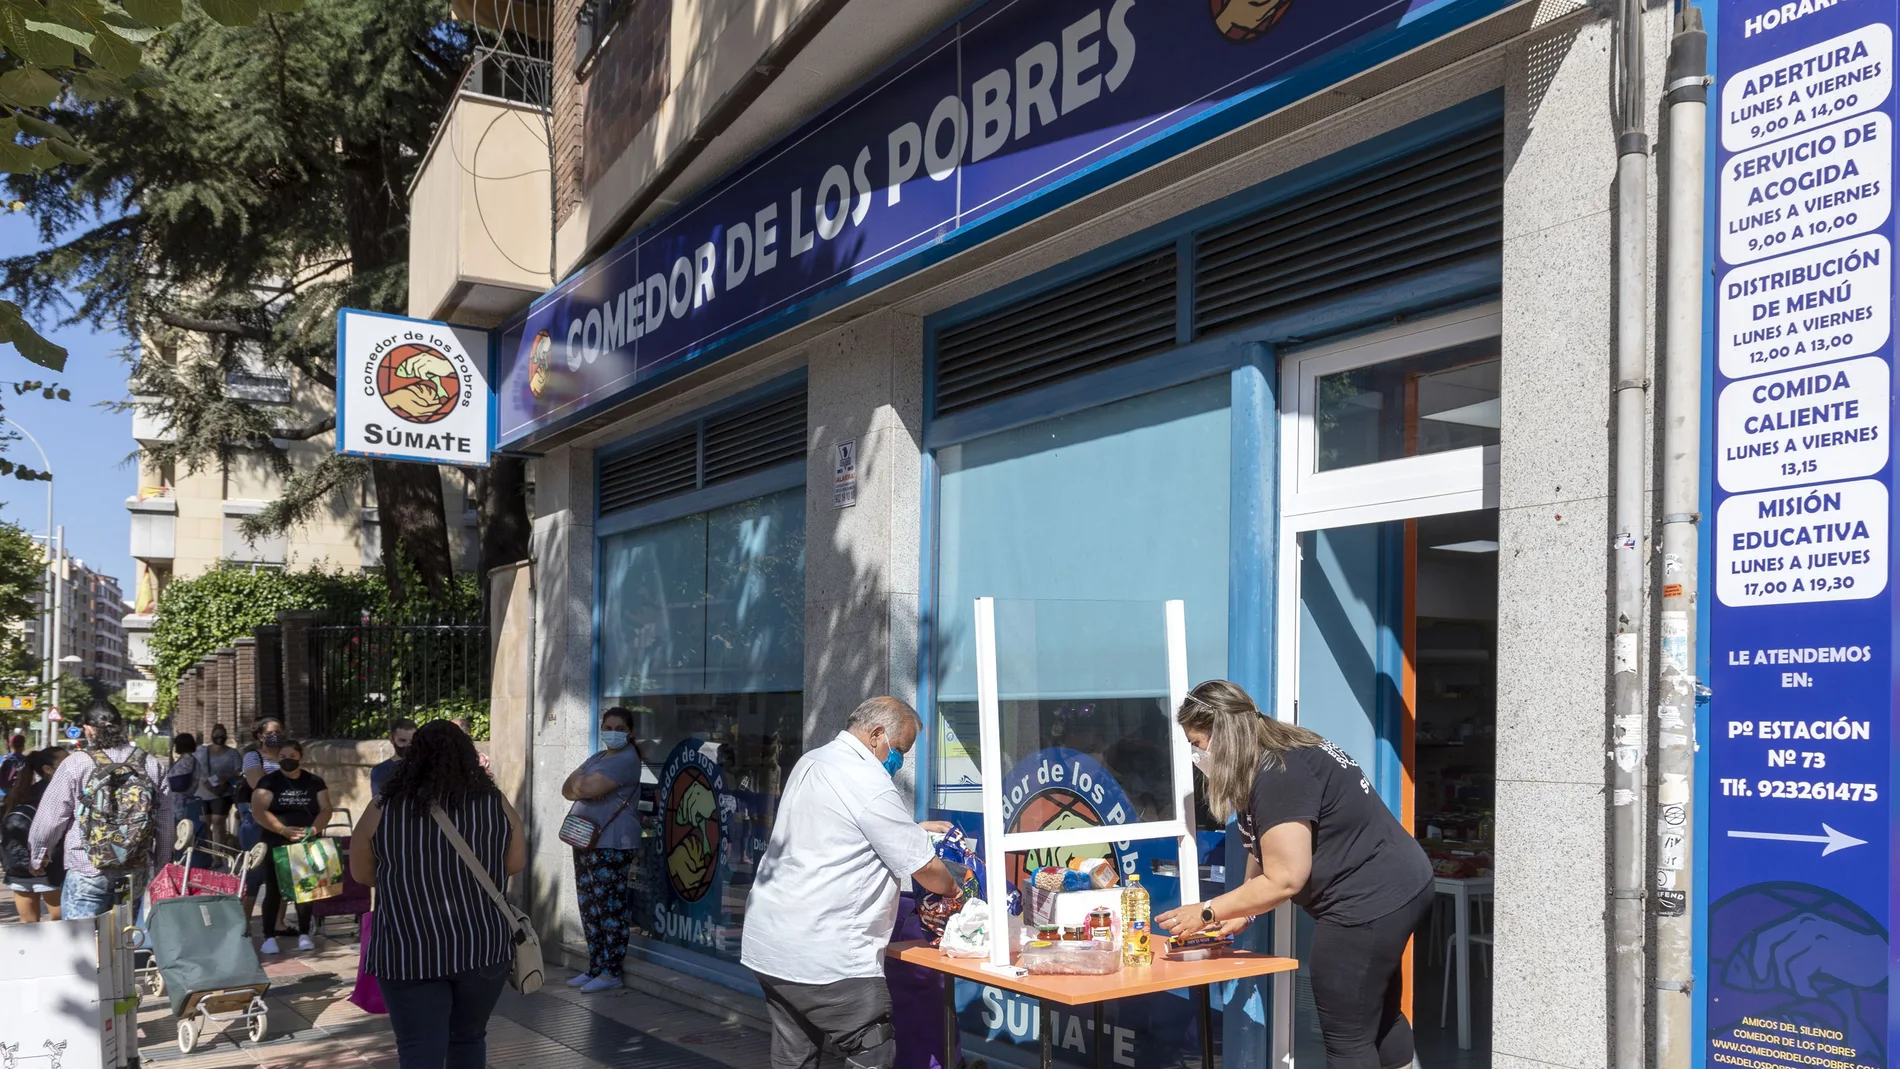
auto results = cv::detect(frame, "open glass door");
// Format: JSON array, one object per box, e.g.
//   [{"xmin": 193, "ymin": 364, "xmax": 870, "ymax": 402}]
[{"xmin": 1275, "ymin": 307, "xmax": 1501, "ymax": 1069}]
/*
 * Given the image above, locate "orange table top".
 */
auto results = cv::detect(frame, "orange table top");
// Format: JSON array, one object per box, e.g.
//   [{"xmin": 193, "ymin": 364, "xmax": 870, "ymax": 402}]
[{"xmin": 887, "ymin": 941, "xmax": 1299, "ymax": 1007}]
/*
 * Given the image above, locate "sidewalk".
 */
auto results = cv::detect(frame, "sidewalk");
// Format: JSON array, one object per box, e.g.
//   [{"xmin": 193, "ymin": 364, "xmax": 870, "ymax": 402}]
[{"xmin": 1, "ymin": 898, "xmax": 773, "ymax": 1069}]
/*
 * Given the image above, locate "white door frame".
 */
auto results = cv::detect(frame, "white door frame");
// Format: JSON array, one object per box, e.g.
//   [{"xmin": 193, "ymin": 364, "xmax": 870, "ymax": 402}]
[{"xmin": 1270, "ymin": 303, "xmax": 1502, "ymax": 1068}]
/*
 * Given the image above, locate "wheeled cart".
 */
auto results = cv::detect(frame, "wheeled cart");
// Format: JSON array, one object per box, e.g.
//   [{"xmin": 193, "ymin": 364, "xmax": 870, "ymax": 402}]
[{"xmin": 144, "ymin": 892, "xmax": 271, "ymax": 1054}]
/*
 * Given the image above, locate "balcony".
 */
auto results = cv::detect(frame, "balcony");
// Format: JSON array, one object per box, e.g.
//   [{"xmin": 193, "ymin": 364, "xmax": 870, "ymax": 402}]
[
  {"xmin": 131, "ymin": 396, "xmax": 175, "ymax": 444},
  {"xmin": 127, "ymin": 494, "xmax": 177, "ymax": 560},
  {"xmin": 225, "ymin": 367, "xmax": 293, "ymax": 404},
  {"xmin": 407, "ymin": 48, "xmax": 553, "ymax": 324}
]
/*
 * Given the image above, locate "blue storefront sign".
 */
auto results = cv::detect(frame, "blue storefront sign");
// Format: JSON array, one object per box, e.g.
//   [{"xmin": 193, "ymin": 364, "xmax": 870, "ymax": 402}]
[
  {"xmin": 492, "ymin": 0, "xmax": 1519, "ymax": 449},
  {"xmin": 1706, "ymin": 3, "xmax": 1895, "ymax": 1068}
]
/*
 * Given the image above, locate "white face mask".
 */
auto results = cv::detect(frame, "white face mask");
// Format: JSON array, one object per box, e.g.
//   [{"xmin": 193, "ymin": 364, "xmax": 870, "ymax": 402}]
[{"xmin": 1190, "ymin": 745, "xmax": 1211, "ymax": 773}]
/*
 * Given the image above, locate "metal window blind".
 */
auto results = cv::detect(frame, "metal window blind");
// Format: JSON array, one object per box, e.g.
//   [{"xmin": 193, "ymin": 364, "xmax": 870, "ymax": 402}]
[
  {"xmin": 598, "ymin": 385, "xmax": 806, "ymax": 517},
  {"xmin": 934, "ymin": 247, "xmax": 1177, "ymax": 416},
  {"xmin": 1193, "ymin": 123, "xmax": 1504, "ymax": 337}
]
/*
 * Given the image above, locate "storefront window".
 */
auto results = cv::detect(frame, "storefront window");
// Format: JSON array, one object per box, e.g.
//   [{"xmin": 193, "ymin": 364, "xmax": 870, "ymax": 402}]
[
  {"xmin": 932, "ymin": 376, "xmax": 1231, "ymax": 1064},
  {"xmin": 599, "ymin": 485, "xmax": 805, "ymax": 962}
]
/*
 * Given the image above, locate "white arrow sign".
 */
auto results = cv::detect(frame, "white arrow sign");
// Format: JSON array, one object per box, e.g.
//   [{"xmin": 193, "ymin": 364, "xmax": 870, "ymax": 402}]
[{"xmin": 1727, "ymin": 824, "xmax": 1868, "ymax": 856}]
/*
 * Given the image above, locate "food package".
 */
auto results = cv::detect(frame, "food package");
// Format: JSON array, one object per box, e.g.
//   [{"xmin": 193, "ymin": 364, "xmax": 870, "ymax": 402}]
[
  {"xmin": 1163, "ymin": 925, "xmax": 1234, "ymax": 961},
  {"xmin": 940, "ymin": 898, "xmax": 992, "ymax": 958},
  {"xmin": 1018, "ymin": 938, "xmax": 1122, "ymax": 976},
  {"xmin": 1068, "ymin": 856, "xmax": 1118, "ymax": 889},
  {"xmin": 1024, "ymin": 885, "xmax": 1123, "ymax": 932}
]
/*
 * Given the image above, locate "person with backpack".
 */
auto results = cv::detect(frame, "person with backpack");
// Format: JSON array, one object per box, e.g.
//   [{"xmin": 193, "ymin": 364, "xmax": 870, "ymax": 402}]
[
  {"xmin": 0, "ymin": 735, "xmax": 26, "ymax": 793},
  {"xmin": 4, "ymin": 749, "xmax": 64, "ymax": 921},
  {"xmin": 26, "ymin": 705, "xmax": 175, "ymax": 920}
]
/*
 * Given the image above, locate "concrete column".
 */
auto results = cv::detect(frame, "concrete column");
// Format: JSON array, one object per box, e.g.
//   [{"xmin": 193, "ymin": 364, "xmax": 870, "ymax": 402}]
[
  {"xmin": 527, "ymin": 444, "xmax": 594, "ymax": 945},
  {"xmin": 801, "ymin": 310, "xmax": 925, "ymax": 758}
]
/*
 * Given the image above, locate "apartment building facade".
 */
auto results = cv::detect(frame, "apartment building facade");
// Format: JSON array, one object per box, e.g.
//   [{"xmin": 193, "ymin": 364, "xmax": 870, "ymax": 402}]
[
  {"xmin": 405, "ymin": 1, "xmax": 1889, "ymax": 1068},
  {"xmin": 18, "ymin": 551, "xmax": 129, "ymax": 689}
]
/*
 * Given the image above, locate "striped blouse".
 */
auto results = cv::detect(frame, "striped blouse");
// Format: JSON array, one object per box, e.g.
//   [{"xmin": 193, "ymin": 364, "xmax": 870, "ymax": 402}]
[{"xmin": 365, "ymin": 792, "xmax": 516, "ymax": 981}]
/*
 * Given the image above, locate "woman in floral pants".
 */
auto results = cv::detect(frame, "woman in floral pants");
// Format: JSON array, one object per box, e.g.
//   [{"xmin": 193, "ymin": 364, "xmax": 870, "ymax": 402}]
[{"xmin": 561, "ymin": 708, "xmax": 646, "ymax": 992}]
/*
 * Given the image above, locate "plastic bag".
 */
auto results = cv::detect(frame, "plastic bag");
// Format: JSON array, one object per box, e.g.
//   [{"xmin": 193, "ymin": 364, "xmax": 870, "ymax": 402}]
[
  {"xmin": 273, "ymin": 836, "xmax": 344, "ymax": 903},
  {"xmin": 940, "ymin": 898, "xmax": 991, "ymax": 958}
]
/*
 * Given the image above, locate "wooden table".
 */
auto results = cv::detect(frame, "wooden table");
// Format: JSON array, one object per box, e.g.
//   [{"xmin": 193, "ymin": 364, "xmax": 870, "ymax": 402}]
[{"xmin": 889, "ymin": 941, "xmax": 1299, "ymax": 1068}]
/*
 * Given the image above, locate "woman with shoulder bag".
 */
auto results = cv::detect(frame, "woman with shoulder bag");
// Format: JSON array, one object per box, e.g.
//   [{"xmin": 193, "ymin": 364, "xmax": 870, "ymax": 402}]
[
  {"xmin": 349, "ymin": 721, "xmax": 529, "ymax": 1069},
  {"xmin": 558, "ymin": 706, "xmax": 646, "ymax": 993}
]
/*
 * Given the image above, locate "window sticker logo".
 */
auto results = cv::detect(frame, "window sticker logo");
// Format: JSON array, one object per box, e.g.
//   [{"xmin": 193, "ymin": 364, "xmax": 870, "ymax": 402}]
[
  {"xmin": 527, "ymin": 330, "xmax": 553, "ymax": 399},
  {"xmin": 1211, "ymin": 0, "xmax": 1295, "ymax": 41},
  {"xmin": 376, "ymin": 343, "xmax": 461, "ymax": 424}
]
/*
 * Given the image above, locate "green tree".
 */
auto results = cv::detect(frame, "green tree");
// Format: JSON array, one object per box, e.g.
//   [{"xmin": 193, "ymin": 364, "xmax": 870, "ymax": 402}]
[
  {"xmin": 0, "ymin": 520, "xmax": 47, "ymax": 734},
  {"xmin": 3, "ymin": 0, "xmax": 527, "ymax": 603},
  {"xmin": 0, "ymin": 0, "xmax": 274, "ymax": 374}
]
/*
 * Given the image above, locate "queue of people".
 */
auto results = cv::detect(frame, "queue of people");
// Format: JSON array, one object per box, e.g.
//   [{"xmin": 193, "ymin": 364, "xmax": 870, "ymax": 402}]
[{"xmin": 1, "ymin": 679, "xmax": 1428, "ymax": 1069}]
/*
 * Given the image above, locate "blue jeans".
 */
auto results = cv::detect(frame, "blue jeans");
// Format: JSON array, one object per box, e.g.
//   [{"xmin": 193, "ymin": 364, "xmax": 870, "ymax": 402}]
[
  {"xmin": 62, "ymin": 870, "xmax": 119, "ymax": 920},
  {"xmin": 379, "ymin": 960, "xmax": 510, "ymax": 1069}
]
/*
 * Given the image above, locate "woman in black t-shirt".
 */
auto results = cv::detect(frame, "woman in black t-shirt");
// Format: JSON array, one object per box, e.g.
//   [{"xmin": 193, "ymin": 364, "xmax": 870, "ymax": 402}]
[
  {"xmin": 249, "ymin": 739, "xmax": 333, "ymax": 955},
  {"xmin": 1157, "ymin": 680, "xmax": 1433, "ymax": 1069}
]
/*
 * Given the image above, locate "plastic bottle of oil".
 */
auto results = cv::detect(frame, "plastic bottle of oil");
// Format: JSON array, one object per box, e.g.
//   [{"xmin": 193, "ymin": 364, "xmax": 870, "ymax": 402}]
[{"xmin": 1121, "ymin": 874, "xmax": 1152, "ymax": 966}]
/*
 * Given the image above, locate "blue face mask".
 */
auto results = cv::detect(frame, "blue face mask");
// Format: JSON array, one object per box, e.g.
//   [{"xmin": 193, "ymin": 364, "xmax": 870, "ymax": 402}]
[
  {"xmin": 601, "ymin": 730, "xmax": 629, "ymax": 751},
  {"xmin": 882, "ymin": 745, "xmax": 905, "ymax": 776}
]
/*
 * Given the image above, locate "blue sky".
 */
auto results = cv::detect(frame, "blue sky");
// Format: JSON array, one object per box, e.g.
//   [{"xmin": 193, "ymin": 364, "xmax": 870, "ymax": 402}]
[{"xmin": 0, "ymin": 210, "xmax": 136, "ymax": 602}]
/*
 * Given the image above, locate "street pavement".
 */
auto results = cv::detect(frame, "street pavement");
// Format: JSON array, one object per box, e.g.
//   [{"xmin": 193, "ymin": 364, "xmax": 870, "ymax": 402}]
[{"xmin": 0, "ymin": 897, "xmax": 774, "ymax": 1069}]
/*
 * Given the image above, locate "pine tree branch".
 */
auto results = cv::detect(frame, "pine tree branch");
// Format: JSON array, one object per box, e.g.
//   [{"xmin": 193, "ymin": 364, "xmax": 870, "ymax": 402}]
[
  {"xmin": 269, "ymin": 415, "xmax": 335, "ymax": 441},
  {"xmin": 153, "ymin": 311, "xmax": 273, "ymax": 343}
]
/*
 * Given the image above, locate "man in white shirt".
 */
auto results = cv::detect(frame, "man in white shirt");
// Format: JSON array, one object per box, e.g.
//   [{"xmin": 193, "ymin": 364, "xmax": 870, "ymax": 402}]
[{"xmin": 742, "ymin": 696, "xmax": 963, "ymax": 1069}]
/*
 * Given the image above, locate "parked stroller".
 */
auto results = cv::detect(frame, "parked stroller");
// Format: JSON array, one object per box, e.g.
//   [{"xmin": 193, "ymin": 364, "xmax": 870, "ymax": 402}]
[{"xmin": 141, "ymin": 821, "xmax": 273, "ymax": 1053}]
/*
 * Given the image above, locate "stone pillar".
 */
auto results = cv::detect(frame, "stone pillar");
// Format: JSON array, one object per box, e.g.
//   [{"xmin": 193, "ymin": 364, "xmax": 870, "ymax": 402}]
[
  {"xmin": 276, "ymin": 611, "xmax": 321, "ymax": 739},
  {"xmin": 197, "ymin": 657, "xmax": 222, "ymax": 744},
  {"xmin": 215, "ymin": 649, "xmax": 238, "ymax": 735},
  {"xmin": 252, "ymin": 626, "xmax": 282, "ymax": 726},
  {"xmin": 233, "ymin": 638, "xmax": 258, "ymax": 729},
  {"xmin": 175, "ymin": 668, "xmax": 200, "ymax": 739}
]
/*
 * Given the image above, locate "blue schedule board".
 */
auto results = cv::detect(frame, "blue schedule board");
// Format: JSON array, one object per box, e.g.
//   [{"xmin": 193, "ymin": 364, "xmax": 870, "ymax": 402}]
[{"xmin": 1708, "ymin": 2, "xmax": 1896, "ymax": 1068}]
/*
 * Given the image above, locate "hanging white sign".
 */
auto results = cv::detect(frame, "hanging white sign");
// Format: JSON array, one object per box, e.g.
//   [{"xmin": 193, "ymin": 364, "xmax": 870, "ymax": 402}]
[{"xmin": 336, "ymin": 309, "xmax": 493, "ymax": 465}]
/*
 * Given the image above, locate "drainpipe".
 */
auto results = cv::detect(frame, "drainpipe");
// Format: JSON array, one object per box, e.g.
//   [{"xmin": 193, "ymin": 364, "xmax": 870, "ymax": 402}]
[
  {"xmin": 1608, "ymin": 0, "xmax": 1651, "ymax": 1067},
  {"xmin": 1655, "ymin": 11, "xmax": 1706, "ymax": 1069}
]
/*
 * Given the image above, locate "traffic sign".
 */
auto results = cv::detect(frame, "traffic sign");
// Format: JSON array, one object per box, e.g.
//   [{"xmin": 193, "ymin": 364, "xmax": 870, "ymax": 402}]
[
  {"xmin": 0, "ymin": 696, "xmax": 37, "ymax": 711},
  {"xmin": 63, "ymin": 726, "xmax": 79, "ymax": 740}
]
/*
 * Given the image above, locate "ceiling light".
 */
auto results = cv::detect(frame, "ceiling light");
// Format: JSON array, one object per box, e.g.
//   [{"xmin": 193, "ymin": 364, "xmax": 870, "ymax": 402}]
[{"xmin": 1431, "ymin": 539, "xmax": 1499, "ymax": 553}]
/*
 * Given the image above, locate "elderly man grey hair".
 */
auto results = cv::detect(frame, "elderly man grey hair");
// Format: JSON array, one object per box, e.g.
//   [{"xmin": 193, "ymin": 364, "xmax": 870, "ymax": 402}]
[{"xmin": 847, "ymin": 696, "xmax": 917, "ymax": 735}]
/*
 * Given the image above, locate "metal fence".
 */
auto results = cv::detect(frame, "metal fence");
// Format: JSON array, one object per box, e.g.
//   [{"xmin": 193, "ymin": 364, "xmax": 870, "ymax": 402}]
[
  {"xmin": 463, "ymin": 47, "xmax": 551, "ymax": 108},
  {"xmin": 306, "ymin": 611, "xmax": 489, "ymax": 739}
]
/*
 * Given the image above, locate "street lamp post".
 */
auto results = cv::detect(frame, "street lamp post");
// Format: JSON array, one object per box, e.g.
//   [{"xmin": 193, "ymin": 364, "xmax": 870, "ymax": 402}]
[{"xmin": 3, "ymin": 418, "xmax": 53, "ymax": 746}]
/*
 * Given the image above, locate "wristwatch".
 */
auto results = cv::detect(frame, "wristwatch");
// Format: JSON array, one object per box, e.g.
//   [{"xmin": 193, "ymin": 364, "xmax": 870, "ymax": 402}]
[{"xmin": 1200, "ymin": 904, "xmax": 1217, "ymax": 925}]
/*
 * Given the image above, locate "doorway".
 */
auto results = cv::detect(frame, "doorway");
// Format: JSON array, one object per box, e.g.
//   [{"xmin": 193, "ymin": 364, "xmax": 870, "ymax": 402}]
[{"xmin": 1274, "ymin": 307, "xmax": 1503, "ymax": 1069}]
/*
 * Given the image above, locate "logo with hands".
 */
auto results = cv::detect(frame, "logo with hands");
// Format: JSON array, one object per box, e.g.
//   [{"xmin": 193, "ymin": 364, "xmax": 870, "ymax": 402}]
[
  {"xmin": 1211, "ymin": 0, "xmax": 1295, "ymax": 41},
  {"xmin": 665, "ymin": 767, "xmax": 722, "ymax": 901},
  {"xmin": 376, "ymin": 343, "xmax": 462, "ymax": 424}
]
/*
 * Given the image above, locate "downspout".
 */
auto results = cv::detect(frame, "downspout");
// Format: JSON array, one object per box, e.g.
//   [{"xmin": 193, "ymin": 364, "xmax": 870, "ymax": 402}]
[
  {"xmin": 1608, "ymin": 2, "xmax": 1651, "ymax": 1069},
  {"xmin": 1655, "ymin": 11, "xmax": 1707, "ymax": 1069}
]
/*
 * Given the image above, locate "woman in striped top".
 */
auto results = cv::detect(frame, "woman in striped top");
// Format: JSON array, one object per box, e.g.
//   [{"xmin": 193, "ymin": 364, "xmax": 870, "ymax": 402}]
[{"xmin": 349, "ymin": 720, "xmax": 526, "ymax": 1069}]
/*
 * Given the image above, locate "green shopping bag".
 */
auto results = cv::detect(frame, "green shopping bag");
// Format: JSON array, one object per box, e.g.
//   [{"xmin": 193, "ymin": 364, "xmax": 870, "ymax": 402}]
[{"xmin": 273, "ymin": 836, "xmax": 345, "ymax": 903}]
